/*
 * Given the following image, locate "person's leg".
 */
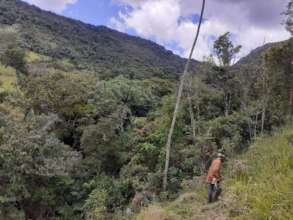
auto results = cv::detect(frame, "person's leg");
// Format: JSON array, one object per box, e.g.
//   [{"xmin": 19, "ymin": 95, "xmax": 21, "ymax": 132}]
[
  {"xmin": 214, "ymin": 182, "xmax": 222, "ymax": 201},
  {"xmin": 208, "ymin": 183, "xmax": 214, "ymax": 203}
]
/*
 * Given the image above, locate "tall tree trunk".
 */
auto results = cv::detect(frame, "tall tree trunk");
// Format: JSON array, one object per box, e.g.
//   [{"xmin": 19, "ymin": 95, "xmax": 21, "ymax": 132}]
[
  {"xmin": 187, "ymin": 80, "xmax": 197, "ymax": 146},
  {"xmin": 224, "ymin": 95, "xmax": 228, "ymax": 117},
  {"xmin": 261, "ymin": 106, "xmax": 266, "ymax": 136},
  {"xmin": 248, "ymin": 116, "xmax": 253, "ymax": 140},
  {"xmin": 260, "ymin": 67, "xmax": 268, "ymax": 136},
  {"xmin": 289, "ymin": 86, "xmax": 293, "ymax": 124},
  {"xmin": 162, "ymin": 0, "xmax": 205, "ymax": 191},
  {"xmin": 197, "ymin": 105, "xmax": 201, "ymax": 133},
  {"xmin": 224, "ymin": 93, "xmax": 231, "ymax": 117},
  {"xmin": 254, "ymin": 113, "xmax": 259, "ymax": 138}
]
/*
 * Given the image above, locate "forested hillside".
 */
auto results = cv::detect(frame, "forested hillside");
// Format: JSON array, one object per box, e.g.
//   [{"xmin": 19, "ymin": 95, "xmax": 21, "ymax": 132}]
[
  {"xmin": 0, "ymin": 0, "xmax": 198, "ymax": 79},
  {"xmin": 0, "ymin": 0, "xmax": 292, "ymax": 220}
]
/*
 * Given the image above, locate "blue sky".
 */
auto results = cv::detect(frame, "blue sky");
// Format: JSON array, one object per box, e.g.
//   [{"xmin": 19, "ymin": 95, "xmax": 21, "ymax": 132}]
[
  {"xmin": 62, "ymin": 0, "xmax": 120, "ymax": 27},
  {"xmin": 23, "ymin": 0, "xmax": 291, "ymax": 60}
]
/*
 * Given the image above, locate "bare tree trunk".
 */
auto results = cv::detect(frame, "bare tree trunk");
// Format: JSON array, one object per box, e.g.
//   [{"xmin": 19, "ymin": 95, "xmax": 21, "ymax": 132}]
[
  {"xmin": 224, "ymin": 93, "xmax": 231, "ymax": 117},
  {"xmin": 260, "ymin": 62, "xmax": 270, "ymax": 136},
  {"xmin": 187, "ymin": 79, "xmax": 197, "ymax": 146},
  {"xmin": 224, "ymin": 95, "xmax": 229, "ymax": 117},
  {"xmin": 261, "ymin": 106, "xmax": 266, "ymax": 136},
  {"xmin": 197, "ymin": 105, "xmax": 201, "ymax": 133},
  {"xmin": 248, "ymin": 116, "xmax": 253, "ymax": 140},
  {"xmin": 228, "ymin": 93, "xmax": 232, "ymax": 114},
  {"xmin": 254, "ymin": 113, "xmax": 259, "ymax": 138},
  {"xmin": 289, "ymin": 86, "xmax": 293, "ymax": 124},
  {"xmin": 162, "ymin": 0, "xmax": 206, "ymax": 191}
]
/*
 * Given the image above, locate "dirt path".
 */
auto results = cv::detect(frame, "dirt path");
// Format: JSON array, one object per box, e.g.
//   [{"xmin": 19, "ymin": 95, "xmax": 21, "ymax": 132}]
[
  {"xmin": 190, "ymin": 197, "xmax": 231, "ymax": 220},
  {"xmin": 136, "ymin": 181, "xmax": 234, "ymax": 220}
]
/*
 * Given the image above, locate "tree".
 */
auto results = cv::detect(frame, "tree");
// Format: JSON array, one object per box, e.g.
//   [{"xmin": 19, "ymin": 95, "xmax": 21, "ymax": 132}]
[
  {"xmin": 0, "ymin": 26, "xmax": 26, "ymax": 76},
  {"xmin": 1, "ymin": 47, "xmax": 27, "ymax": 75},
  {"xmin": 284, "ymin": 0, "xmax": 293, "ymax": 35},
  {"xmin": 0, "ymin": 114, "xmax": 80, "ymax": 219},
  {"xmin": 212, "ymin": 33, "xmax": 242, "ymax": 116},
  {"xmin": 236, "ymin": 63, "xmax": 264, "ymax": 139},
  {"xmin": 95, "ymin": 76, "xmax": 159, "ymax": 117},
  {"xmin": 80, "ymin": 107, "xmax": 130, "ymax": 176},
  {"xmin": 265, "ymin": 39, "xmax": 293, "ymax": 123},
  {"xmin": 21, "ymin": 71, "xmax": 94, "ymax": 117},
  {"xmin": 214, "ymin": 32, "xmax": 242, "ymax": 66}
]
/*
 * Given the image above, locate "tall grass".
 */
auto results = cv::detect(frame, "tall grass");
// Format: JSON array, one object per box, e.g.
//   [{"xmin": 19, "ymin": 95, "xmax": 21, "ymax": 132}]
[{"xmin": 229, "ymin": 128, "xmax": 293, "ymax": 220}]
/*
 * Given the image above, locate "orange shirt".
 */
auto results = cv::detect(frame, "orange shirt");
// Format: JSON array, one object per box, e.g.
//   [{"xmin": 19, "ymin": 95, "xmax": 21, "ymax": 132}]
[{"xmin": 207, "ymin": 158, "xmax": 222, "ymax": 183}]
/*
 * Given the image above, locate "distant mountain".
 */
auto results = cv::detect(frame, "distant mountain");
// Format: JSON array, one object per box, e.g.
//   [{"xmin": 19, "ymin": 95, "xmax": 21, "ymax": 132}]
[
  {"xmin": 0, "ymin": 0, "xmax": 198, "ymax": 78},
  {"xmin": 236, "ymin": 43, "xmax": 277, "ymax": 66}
]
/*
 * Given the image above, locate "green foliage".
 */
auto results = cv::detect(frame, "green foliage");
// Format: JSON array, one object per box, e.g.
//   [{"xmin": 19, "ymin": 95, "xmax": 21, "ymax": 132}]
[
  {"xmin": 21, "ymin": 71, "xmax": 95, "ymax": 117},
  {"xmin": 214, "ymin": 32, "xmax": 242, "ymax": 66},
  {"xmin": 0, "ymin": 25, "xmax": 18, "ymax": 55},
  {"xmin": 0, "ymin": 114, "xmax": 80, "ymax": 219},
  {"xmin": 80, "ymin": 116, "xmax": 128, "ymax": 176},
  {"xmin": 0, "ymin": 0, "xmax": 198, "ymax": 79},
  {"xmin": 208, "ymin": 113, "xmax": 250, "ymax": 154},
  {"xmin": 0, "ymin": 65, "xmax": 17, "ymax": 92},
  {"xmin": 0, "ymin": 2, "xmax": 291, "ymax": 219},
  {"xmin": 229, "ymin": 128, "xmax": 293, "ymax": 219},
  {"xmin": 265, "ymin": 39, "xmax": 293, "ymax": 118},
  {"xmin": 283, "ymin": 0, "xmax": 293, "ymax": 35},
  {"xmin": 83, "ymin": 176, "xmax": 134, "ymax": 220},
  {"xmin": 135, "ymin": 129, "xmax": 293, "ymax": 220},
  {"xmin": 1, "ymin": 47, "xmax": 27, "ymax": 74},
  {"xmin": 95, "ymin": 76, "xmax": 168, "ymax": 117}
]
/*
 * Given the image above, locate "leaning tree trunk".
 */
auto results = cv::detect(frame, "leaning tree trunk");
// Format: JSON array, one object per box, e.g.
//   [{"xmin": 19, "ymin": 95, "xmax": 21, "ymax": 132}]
[{"xmin": 162, "ymin": 0, "xmax": 206, "ymax": 191}]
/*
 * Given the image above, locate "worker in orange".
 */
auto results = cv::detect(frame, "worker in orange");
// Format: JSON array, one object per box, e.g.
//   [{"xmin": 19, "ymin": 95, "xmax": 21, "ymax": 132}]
[{"xmin": 207, "ymin": 152, "xmax": 225, "ymax": 203}]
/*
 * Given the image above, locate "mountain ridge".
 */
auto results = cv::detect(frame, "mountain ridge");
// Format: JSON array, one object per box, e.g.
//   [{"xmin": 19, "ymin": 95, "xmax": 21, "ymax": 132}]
[{"xmin": 0, "ymin": 0, "xmax": 198, "ymax": 78}]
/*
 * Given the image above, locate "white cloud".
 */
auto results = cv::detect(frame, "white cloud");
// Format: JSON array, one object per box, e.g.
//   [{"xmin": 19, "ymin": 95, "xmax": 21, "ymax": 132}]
[
  {"xmin": 23, "ymin": 0, "xmax": 78, "ymax": 13},
  {"xmin": 111, "ymin": 0, "xmax": 291, "ymax": 61}
]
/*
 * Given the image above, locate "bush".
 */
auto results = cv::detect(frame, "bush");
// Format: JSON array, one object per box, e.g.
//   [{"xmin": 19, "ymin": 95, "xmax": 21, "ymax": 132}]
[{"xmin": 83, "ymin": 176, "xmax": 135, "ymax": 219}]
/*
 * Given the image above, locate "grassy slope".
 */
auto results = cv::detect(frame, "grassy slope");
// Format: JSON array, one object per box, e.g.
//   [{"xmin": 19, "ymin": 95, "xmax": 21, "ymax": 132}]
[
  {"xmin": 228, "ymin": 128, "xmax": 293, "ymax": 220},
  {"xmin": 136, "ymin": 128, "xmax": 293, "ymax": 220},
  {"xmin": 0, "ymin": 65, "xmax": 16, "ymax": 92}
]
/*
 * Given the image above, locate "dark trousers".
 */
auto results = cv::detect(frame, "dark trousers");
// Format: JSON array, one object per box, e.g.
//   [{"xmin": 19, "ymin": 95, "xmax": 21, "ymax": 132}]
[{"xmin": 208, "ymin": 182, "xmax": 222, "ymax": 203}]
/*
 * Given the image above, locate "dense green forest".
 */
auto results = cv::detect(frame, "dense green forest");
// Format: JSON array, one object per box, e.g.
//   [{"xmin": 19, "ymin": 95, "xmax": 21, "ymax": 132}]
[
  {"xmin": 0, "ymin": 0, "xmax": 198, "ymax": 79},
  {"xmin": 0, "ymin": 0, "xmax": 292, "ymax": 219}
]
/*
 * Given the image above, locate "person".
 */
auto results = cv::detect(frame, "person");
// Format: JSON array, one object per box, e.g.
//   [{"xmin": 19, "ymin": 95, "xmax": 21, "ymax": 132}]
[{"xmin": 206, "ymin": 152, "xmax": 225, "ymax": 203}]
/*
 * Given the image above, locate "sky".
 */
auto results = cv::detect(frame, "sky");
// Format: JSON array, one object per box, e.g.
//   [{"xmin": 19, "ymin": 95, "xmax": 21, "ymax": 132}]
[{"xmin": 22, "ymin": 0, "xmax": 291, "ymax": 61}]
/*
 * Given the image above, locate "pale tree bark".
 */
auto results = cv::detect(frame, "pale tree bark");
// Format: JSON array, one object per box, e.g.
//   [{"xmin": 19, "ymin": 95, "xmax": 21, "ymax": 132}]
[
  {"xmin": 162, "ymin": 0, "xmax": 206, "ymax": 191},
  {"xmin": 163, "ymin": 73, "xmax": 185, "ymax": 191},
  {"xmin": 254, "ymin": 112, "xmax": 260, "ymax": 138},
  {"xmin": 187, "ymin": 78, "xmax": 197, "ymax": 146},
  {"xmin": 261, "ymin": 106, "xmax": 266, "ymax": 135},
  {"xmin": 248, "ymin": 116, "xmax": 253, "ymax": 140},
  {"xmin": 224, "ymin": 93, "xmax": 231, "ymax": 117},
  {"xmin": 289, "ymin": 86, "xmax": 293, "ymax": 124},
  {"xmin": 260, "ymin": 66, "xmax": 268, "ymax": 136},
  {"xmin": 197, "ymin": 105, "xmax": 201, "ymax": 134}
]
